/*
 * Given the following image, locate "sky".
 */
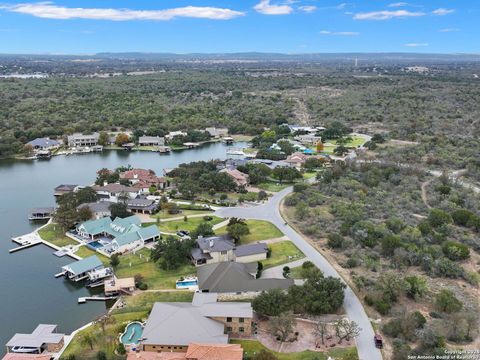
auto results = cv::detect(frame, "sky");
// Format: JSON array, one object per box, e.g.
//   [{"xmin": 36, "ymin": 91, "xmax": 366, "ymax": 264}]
[{"xmin": 0, "ymin": 0, "xmax": 477, "ymax": 54}]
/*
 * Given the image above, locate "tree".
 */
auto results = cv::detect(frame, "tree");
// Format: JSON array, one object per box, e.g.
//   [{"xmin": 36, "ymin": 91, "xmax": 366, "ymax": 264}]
[
  {"xmin": 272, "ymin": 167, "xmax": 302, "ymax": 183},
  {"xmin": 405, "ymin": 276, "xmax": 427, "ymax": 300},
  {"xmin": 110, "ymin": 254, "xmax": 120, "ymax": 268},
  {"xmin": 277, "ymin": 140, "xmax": 295, "ymax": 155},
  {"xmin": 80, "ymin": 332, "xmax": 97, "ymax": 350},
  {"xmin": 313, "ymin": 320, "xmax": 329, "ymax": 346},
  {"xmin": 96, "ymin": 351, "xmax": 107, "ymax": 360},
  {"xmin": 258, "ymin": 190, "xmax": 268, "ymax": 201},
  {"xmin": 252, "ymin": 289, "xmax": 290, "ymax": 317},
  {"xmin": 333, "ymin": 145, "xmax": 349, "ymax": 156},
  {"xmin": 191, "ymin": 222, "xmax": 215, "ymax": 239},
  {"xmin": 53, "ymin": 204, "xmax": 78, "ymax": 230},
  {"xmin": 23, "ymin": 144, "xmax": 34, "ymax": 156},
  {"xmin": 157, "ymin": 236, "xmax": 193, "ymax": 270},
  {"xmin": 334, "ymin": 319, "xmax": 361, "ymax": 343},
  {"xmin": 227, "ymin": 222, "xmax": 250, "ymax": 242},
  {"xmin": 375, "ymin": 272, "xmax": 408, "ymax": 303},
  {"xmin": 268, "ymin": 312, "xmax": 295, "ymax": 342},
  {"xmin": 109, "ymin": 202, "xmax": 129, "ymax": 218},
  {"xmin": 97, "ymin": 131, "xmax": 109, "ymax": 146},
  {"xmin": 77, "ymin": 206, "xmax": 93, "ymax": 221},
  {"xmin": 435, "ymin": 289, "xmax": 463, "ymax": 313},
  {"xmin": 115, "ymin": 133, "xmax": 130, "ymax": 146}
]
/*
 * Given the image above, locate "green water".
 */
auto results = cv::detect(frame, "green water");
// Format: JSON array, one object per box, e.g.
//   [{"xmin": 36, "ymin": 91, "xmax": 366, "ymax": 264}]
[{"xmin": 0, "ymin": 142, "xmax": 244, "ymax": 354}]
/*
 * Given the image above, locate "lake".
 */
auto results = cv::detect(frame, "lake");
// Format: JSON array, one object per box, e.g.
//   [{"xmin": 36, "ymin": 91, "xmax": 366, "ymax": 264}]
[{"xmin": 0, "ymin": 142, "xmax": 245, "ymax": 354}]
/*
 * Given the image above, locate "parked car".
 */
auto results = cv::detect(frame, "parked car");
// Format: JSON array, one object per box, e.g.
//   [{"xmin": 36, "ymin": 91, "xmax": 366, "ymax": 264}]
[
  {"xmin": 176, "ymin": 230, "xmax": 190, "ymax": 237},
  {"xmin": 374, "ymin": 334, "xmax": 383, "ymax": 349}
]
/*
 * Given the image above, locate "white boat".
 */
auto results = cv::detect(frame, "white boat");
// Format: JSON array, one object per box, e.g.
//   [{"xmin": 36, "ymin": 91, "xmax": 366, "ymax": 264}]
[
  {"xmin": 11, "ymin": 346, "xmax": 38, "ymax": 354},
  {"xmin": 226, "ymin": 147, "xmax": 245, "ymax": 157}
]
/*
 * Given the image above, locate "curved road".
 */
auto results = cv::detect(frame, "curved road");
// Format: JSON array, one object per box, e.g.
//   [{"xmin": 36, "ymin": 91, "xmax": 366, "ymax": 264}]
[{"xmin": 215, "ymin": 185, "xmax": 382, "ymax": 360}]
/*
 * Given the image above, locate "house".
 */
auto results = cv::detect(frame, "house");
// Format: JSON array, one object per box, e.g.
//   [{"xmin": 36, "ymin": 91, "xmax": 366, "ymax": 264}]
[
  {"xmin": 138, "ymin": 136, "xmax": 165, "ymax": 147},
  {"xmin": 219, "ymin": 169, "xmax": 249, "ymax": 187},
  {"xmin": 126, "ymin": 198, "xmax": 157, "ymax": 214},
  {"xmin": 197, "ymin": 262, "xmax": 294, "ymax": 293},
  {"xmin": 284, "ymin": 152, "xmax": 310, "ymax": 169},
  {"xmin": 287, "ymin": 125, "xmax": 325, "ymax": 134},
  {"xmin": 104, "ymin": 276, "xmax": 135, "ymax": 296},
  {"xmin": 120, "ymin": 169, "xmax": 168, "ymax": 190},
  {"xmin": 26, "ymin": 138, "xmax": 60, "ymax": 151},
  {"xmin": 5, "ymin": 325, "xmax": 64, "ymax": 355},
  {"xmin": 66, "ymin": 133, "xmax": 99, "ymax": 147},
  {"xmin": 61, "ymin": 255, "xmax": 104, "ymax": 281},
  {"xmin": 141, "ymin": 293, "xmax": 253, "ymax": 352},
  {"xmin": 165, "ymin": 131, "xmax": 187, "ymax": 140},
  {"xmin": 75, "ymin": 215, "xmax": 160, "ymax": 254},
  {"xmin": 205, "ymin": 127, "xmax": 229, "ymax": 138},
  {"xmin": 77, "ymin": 202, "xmax": 112, "ymax": 219},
  {"xmin": 127, "ymin": 343, "xmax": 243, "ymax": 360},
  {"xmin": 54, "ymin": 184, "xmax": 78, "ymax": 197},
  {"xmin": 91, "ymin": 183, "xmax": 140, "ymax": 202},
  {"xmin": 191, "ymin": 235, "xmax": 267, "ymax": 266},
  {"xmin": 294, "ymin": 134, "xmax": 322, "ymax": 145}
]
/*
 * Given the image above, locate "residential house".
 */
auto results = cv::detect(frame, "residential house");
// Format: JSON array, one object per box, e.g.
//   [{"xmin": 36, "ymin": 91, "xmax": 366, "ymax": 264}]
[
  {"xmin": 127, "ymin": 343, "xmax": 243, "ymax": 360},
  {"xmin": 67, "ymin": 133, "xmax": 99, "ymax": 147},
  {"xmin": 75, "ymin": 215, "xmax": 160, "ymax": 254},
  {"xmin": 141, "ymin": 293, "xmax": 253, "ymax": 352},
  {"xmin": 126, "ymin": 198, "xmax": 157, "ymax": 214},
  {"xmin": 205, "ymin": 127, "xmax": 229, "ymax": 138},
  {"xmin": 91, "ymin": 183, "xmax": 140, "ymax": 203},
  {"xmin": 138, "ymin": 136, "xmax": 165, "ymax": 147},
  {"xmin": 219, "ymin": 169, "xmax": 249, "ymax": 187},
  {"xmin": 191, "ymin": 235, "xmax": 267, "ymax": 266},
  {"xmin": 53, "ymin": 184, "xmax": 78, "ymax": 197},
  {"xmin": 120, "ymin": 169, "xmax": 168, "ymax": 191},
  {"xmin": 294, "ymin": 134, "xmax": 322, "ymax": 145},
  {"xmin": 287, "ymin": 124, "xmax": 325, "ymax": 134},
  {"xmin": 61, "ymin": 255, "xmax": 104, "ymax": 282},
  {"xmin": 284, "ymin": 152, "xmax": 310, "ymax": 169},
  {"xmin": 5, "ymin": 325, "xmax": 64, "ymax": 355},
  {"xmin": 197, "ymin": 262, "xmax": 294, "ymax": 293},
  {"xmin": 77, "ymin": 202, "xmax": 112, "ymax": 219},
  {"xmin": 165, "ymin": 131, "xmax": 187, "ymax": 141},
  {"xmin": 26, "ymin": 138, "xmax": 60, "ymax": 151}
]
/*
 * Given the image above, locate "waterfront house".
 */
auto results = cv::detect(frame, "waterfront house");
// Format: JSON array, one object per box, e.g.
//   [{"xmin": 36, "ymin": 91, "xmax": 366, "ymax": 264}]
[
  {"xmin": 67, "ymin": 133, "xmax": 99, "ymax": 148},
  {"xmin": 77, "ymin": 201, "xmax": 112, "ymax": 219},
  {"xmin": 127, "ymin": 343, "xmax": 243, "ymax": 360},
  {"xmin": 53, "ymin": 184, "xmax": 79, "ymax": 197},
  {"xmin": 138, "ymin": 136, "xmax": 165, "ymax": 147},
  {"xmin": 165, "ymin": 131, "xmax": 187, "ymax": 140},
  {"xmin": 75, "ymin": 215, "xmax": 160, "ymax": 254},
  {"xmin": 26, "ymin": 138, "xmax": 60, "ymax": 151},
  {"xmin": 197, "ymin": 262, "xmax": 294, "ymax": 294},
  {"xmin": 205, "ymin": 127, "xmax": 229, "ymax": 138},
  {"xmin": 219, "ymin": 168, "xmax": 249, "ymax": 187},
  {"xmin": 119, "ymin": 168, "xmax": 168, "ymax": 190},
  {"xmin": 61, "ymin": 255, "xmax": 104, "ymax": 281},
  {"xmin": 141, "ymin": 293, "xmax": 253, "ymax": 352},
  {"xmin": 191, "ymin": 235, "xmax": 268, "ymax": 266},
  {"xmin": 91, "ymin": 183, "xmax": 140, "ymax": 202},
  {"xmin": 28, "ymin": 207, "xmax": 55, "ymax": 221},
  {"xmin": 126, "ymin": 198, "xmax": 157, "ymax": 214},
  {"xmin": 5, "ymin": 324, "xmax": 64, "ymax": 355}
]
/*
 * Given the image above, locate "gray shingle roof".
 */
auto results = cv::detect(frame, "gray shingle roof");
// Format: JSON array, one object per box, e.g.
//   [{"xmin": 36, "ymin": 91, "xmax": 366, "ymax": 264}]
[
  {"xmin": 197, "ymin": 262, "xmax": 294, "ymax": 293},
  {"xmin": 197, "ymin": 236, "xmax": 235, "ymax": 252},
  {"xmin": 234, "ymin": 243, "xmax": 268, "ymax": 257}
]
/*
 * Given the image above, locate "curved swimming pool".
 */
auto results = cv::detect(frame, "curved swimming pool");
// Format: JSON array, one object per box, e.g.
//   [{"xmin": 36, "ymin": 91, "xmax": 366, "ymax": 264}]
[{"xmin": 120, "ymin": 322, "xmax": 143, "ymax": 345}]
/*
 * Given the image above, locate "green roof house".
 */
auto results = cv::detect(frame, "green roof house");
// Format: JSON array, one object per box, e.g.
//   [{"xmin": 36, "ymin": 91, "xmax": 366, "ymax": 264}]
[{"xmin": 61, "ymin": 255, "xmax": 104, "ymax": 281}]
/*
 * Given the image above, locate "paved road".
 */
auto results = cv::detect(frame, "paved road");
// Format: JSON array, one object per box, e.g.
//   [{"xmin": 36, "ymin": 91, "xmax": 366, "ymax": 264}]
[{"xmin": 215, "ymin": 185, "xmax": 383, "ymax": 360}]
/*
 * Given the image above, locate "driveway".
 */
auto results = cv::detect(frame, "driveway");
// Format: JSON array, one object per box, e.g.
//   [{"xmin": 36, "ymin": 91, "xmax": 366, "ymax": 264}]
[{"xmin": 215, "ymin": 184, "xmax": 383, "ymax": 360}]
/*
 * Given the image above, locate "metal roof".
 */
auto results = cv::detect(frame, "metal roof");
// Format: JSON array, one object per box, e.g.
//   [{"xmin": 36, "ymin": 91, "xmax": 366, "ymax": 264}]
[
  {"xmin": 6, "ymin": 324, "xmax": 64, "ymax": 348},
  {"xmin": 62, "ymin": 255, "xmax": 103, "ymax": 275}
]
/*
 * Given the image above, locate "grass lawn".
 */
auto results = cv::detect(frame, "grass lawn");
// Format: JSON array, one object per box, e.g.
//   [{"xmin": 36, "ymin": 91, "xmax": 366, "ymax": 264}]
[
  {"xmin": 38, "ymin": 224, "xmax": 78, "ymax": 247},
  {"xmin": 216, "ymin": 220, "xmax": 284, "ymax": 244},
  {"xmin": 157, "ymin": 216, "xmax": 224, "ymax": 233},
  {"xmin": 290, "ymin": 265, "xmax": 306, "ymax": 279},
  {"xmin": 114, "ymin": 249, "xmax": 196, "ymax": 290},
  {"xmin": 150, "ymin": 209, "xmax": 213, "ymax": 220},
  {"xmin": 303, "ymin": 172, "xmax": 317, "ymax": 179},
  {"xmin": 75, "ymin": 246, "xmax": 110, "ymax": 265},
  {"xmin": 61, "ymin": 291, "xmax": 192, "ymax": 360},
  {"xmin": 257, "ymin": 182, "xmax": 292, "ymax": 192},
  {"xmin": 329, "ymin": 135, "xmax": 367, "ymax": 148},
  {"xmin": 231, "ymin": 340, "xmax": 358, "ymax": 360},
  {"xmin": 262, "ymin": 241, "xmax": 305, "ymax": 269}
]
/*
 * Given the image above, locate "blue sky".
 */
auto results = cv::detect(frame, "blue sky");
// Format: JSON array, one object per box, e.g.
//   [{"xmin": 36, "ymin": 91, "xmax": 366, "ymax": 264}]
[{"xmin": 0, "ymin": 1, "xmax": 476, "ymax": 54}]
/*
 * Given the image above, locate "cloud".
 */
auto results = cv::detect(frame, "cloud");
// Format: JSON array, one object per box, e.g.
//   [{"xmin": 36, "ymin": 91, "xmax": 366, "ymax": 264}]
[
  {"xmin": 337, "ymin": 3, "xmax": 347, "ymax": 10},
  {"xmin": 254, "ymin": 0, "xmax": 293, "ymax": 15},
  {"xmin": 298, "ymin": 5, "xmax": 317, "ymax": 13},
  {"xmin": 1, "ymin": 2, "xmax": 245, "ymax": 21},
  {"xmin": 388, "ymin": 2, "xmax": 409, "ymax": 7},
  {"xmin": 320, "ymin": 30, "xmax": 359, "ymax": 36},
  {"xmin": 432, "ymin": 8, "xmax": 455, "ymax": 16},
  {"xmin": 353, "ymin": 9, "xmax": 425, "ymax": 20},
  {"xmin": 404, "ymin": 43, "xmax": 428, "ymax": 47},
  {"xmin": 439, "ymin": 28, "xmax": 460, "ymax": 32}
]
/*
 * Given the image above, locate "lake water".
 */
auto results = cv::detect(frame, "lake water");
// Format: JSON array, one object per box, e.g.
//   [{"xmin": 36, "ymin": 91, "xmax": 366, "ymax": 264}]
[{"xmin": 0, "ymin": 142, "xmax": 245, "ymax": 354}]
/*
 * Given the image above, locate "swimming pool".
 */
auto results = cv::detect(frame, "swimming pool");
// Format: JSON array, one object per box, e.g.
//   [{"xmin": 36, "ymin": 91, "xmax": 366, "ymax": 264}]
[
  {"xmin": 120, "ymin": 322, "xmax": 143, "ymax": 345},
  {"xmin": 176, "ymin": 277, "xmax": 198, "ymax": 289},
  {"xmin": 87, "ymin": 241, "xmax": 104, "ymax": 249}
]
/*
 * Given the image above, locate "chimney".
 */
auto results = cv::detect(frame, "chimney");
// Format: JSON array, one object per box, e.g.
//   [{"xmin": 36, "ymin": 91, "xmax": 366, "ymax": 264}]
[
  {"xmin": 209, "ymin": 239, "xmax": 214, "ymax": 248},
  {"xmin": 103, "ymin": 181, "xmax": 108, "ymax": 186}
]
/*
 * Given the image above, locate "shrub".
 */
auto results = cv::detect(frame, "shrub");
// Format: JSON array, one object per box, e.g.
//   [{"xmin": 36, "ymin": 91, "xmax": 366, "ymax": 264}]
[
  {"xmin": 428, "ymin": 209, "xmax": 452, "ymax": 228},
  {"xmin": 442, "ymin": 241, "xmax": 470, "ymax": 261},
  {"xmin": 435, "ymin": 289, "xmax": 463, "ymax": 313},
  {"xmin": 96, "ymin": 352, "xmax": 107, "ymax": 360},
  {"xmin": 374, "ymin": 299, "xmax": 392, "ymax": 315},
  {"xmin": 138, "ymin": 283, "xmax": 148, "ymax": 291},
  {"xmin": 293, "ymin": 183, "xmax": 309, "ymax": 193},
  {"xmin": 116, "ymin": 343, "xmax": 126, "ymax": 355},
  {"xmin": 327, "ymin": 233, "xmax": 344, "ymax": 249},
  {"xmin": 451, "ymin": 209, "xmax": 475, "ymax": 227}
]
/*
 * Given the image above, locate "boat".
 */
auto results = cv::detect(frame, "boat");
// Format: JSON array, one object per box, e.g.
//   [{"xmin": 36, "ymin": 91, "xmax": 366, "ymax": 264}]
[
  {"xmin": 226, "ymin": 147, "xmax": 245, "ymax": 157},
  {"xmin": 10, "ymin": 346, "xmax": 38, "ymax": 354}
]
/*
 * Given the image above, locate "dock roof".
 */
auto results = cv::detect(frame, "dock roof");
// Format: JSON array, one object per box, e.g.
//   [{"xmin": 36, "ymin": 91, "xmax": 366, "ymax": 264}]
[
  {"xmin": 6, "ymin": 324, "xmax": 64, "ymax": 348},
  {"xmin": 62, "ymin": 255, "xmax": 103, "ymax": 275}
]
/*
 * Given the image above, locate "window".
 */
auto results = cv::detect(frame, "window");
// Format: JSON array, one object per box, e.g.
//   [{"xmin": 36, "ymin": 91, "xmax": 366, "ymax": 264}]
[
  {"xmin": 226, "ymin": 317, "xmax": 232, "ymax": 322},
  {"xmin": 239, "ymin": 317, "xmax": 244, "ymax": 323},
  {"xmin": 239, "ymin": 327, "xmax": 245, "ymax": 333},
  {"xmin": 221, "ymin": 250, "xmax": 227, "ymax": 255},
  {"xmin": 226, "ymin": 327, "xmax": 233, "ymax": 332}
]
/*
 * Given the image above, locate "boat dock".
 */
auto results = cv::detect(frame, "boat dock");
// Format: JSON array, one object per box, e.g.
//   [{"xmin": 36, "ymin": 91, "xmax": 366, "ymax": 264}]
[
  {"xmin": 78, "ymin": 295, "xmax": 117, "ymax": 304},
  {"xmin": 9, "ymin": 232, "xmax": 43, "ymax": 253}
]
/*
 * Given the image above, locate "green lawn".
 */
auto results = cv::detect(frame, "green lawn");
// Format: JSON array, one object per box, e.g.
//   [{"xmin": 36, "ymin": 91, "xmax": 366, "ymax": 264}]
[
  {"xmin": 303, "ymin": 172, "xmax": 317, "ymax": 179},
  {"xmin": 114, "ymin": 249, "xmax": 196, "ymax": 289},
  {"xmin": 257, "ymin": 182, "xmax": 292, "ymax": 192},
  {"xmin": 290, "ymin": 265, "xmax": 306, "ymax": 279},
  {"xmin": 216, "ymin": 220, "xmax": 284, "ymax": 244},
  {"xmin": 262, "ymin": 241, "xmax": 305, "ymax": 269},
  {"xmin": 232, "ymin": 340, "xmax": 358, "ymax": 360},
  {"xmin": 329, "ymin": 135, "xmax": 367, "ymax": 148},
  {"xmin": 112, "ymin": 291, "xmax": 193, "ymax": 315},
  {"xmin": 38, "ymin": 224, "xmax": 78, "ymax": 247},
  {"xmin": 150, "ymin": 209, "xmax": 213, "ymax": 220},
  {"xmin": 156, "ymin": 216, "xmax": 224, "ymax": 233},
  {"xmin": 75, "ymin": 246, "xmax": 110, "ymax": 265}
]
